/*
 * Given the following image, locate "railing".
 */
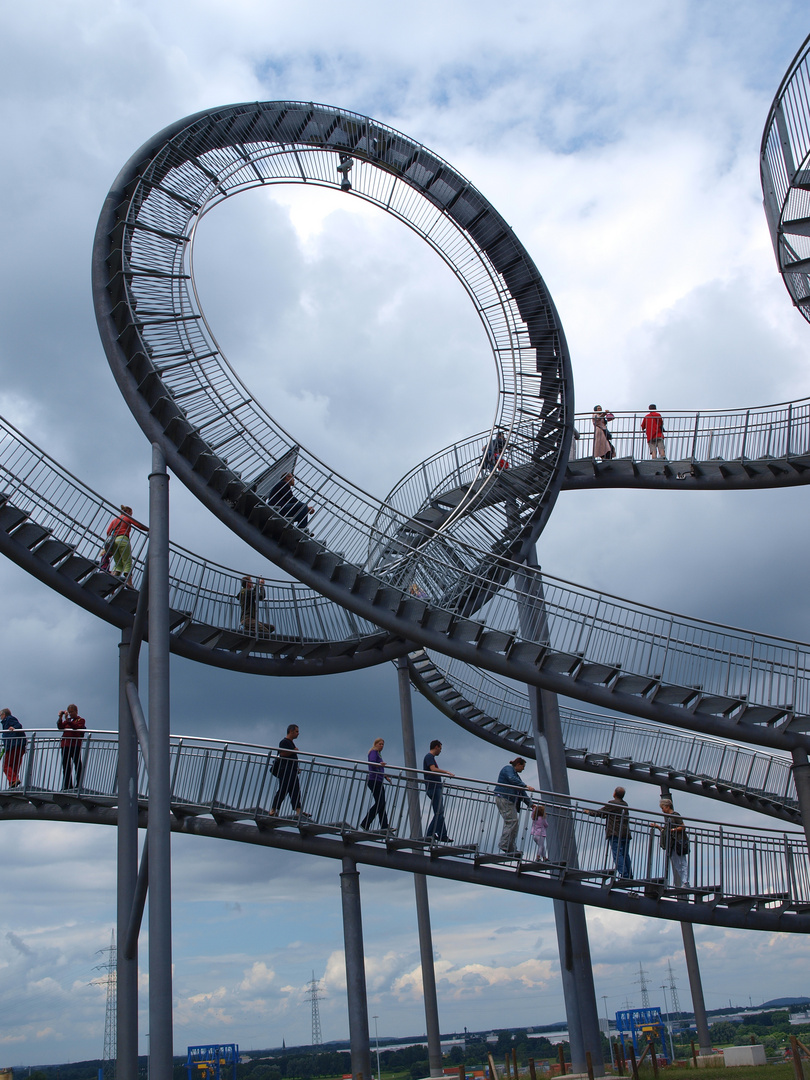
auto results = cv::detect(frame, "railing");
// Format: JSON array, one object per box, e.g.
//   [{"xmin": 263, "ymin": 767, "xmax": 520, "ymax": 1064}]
[
  {"xmin": 0, "ymin": 413, "xmax": 376, "ymax": 646},
  {"xmin": 570, "ymin": 403, "xmax": 810, "ymax": 463},
  {"xmin": 414, "ymin": 652, "xmax": 798, "ymax": 806},
  {"xmin": 6, "ymin": 733, "xmax": 808, "ymax": 907},
  {"xmin": 4, "ymin": 409, "xmax": 810, "ymax": 725}
]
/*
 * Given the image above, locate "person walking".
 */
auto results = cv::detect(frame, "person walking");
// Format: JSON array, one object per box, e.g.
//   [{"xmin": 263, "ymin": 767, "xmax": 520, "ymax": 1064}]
[
  {"xmin": 106, "ymin": 505, "xmax": 148, "ymax": 586},
  {"xmin": 482, "ymin": 429, "xmax": 507, "ymax": 473},
  {"xmin": 267, "ymin": 473, "xmax": 314, "ymax": 530},
  {"xmin": 0, "ymin": 709, "xmax": 27, "ymax": 788},
  {"xmin": 57, "ymin": 704, "xmax": 86, "ymax": 789},
  {"xmin": 592, "ymin": 406, "xmax": 615, "ymax": 459},
  {"xmin": 493, "ymin": 756, "xmax": 536, "ymax": 854},
  {"xmin": 237, "ymin": 575, "xmax": 274, "ymax": 636},
  {"xmin": 530, "ymin": 803, "xmax": 548, "ymax": 860},
  {"xmin": 658, "ymin": 797, "xmax": 690, "ymax": 887},
  {"xmin": 586, "ymin": 786, "xmax": 633, "ymax": 879},
  {"xmin": 641, "ymin": 405, "xmax": 666, "ymax": 459},
  {"xmin": 269, "ymin": 723, "xmax": 309, "ymax": 817},
  {"xmin": 359, "ymin": 737, "xmax": 392, "ymax": 830},
  {"xmin": 423, "ymin": 739, "xmax": 454, "ymax": 842}
]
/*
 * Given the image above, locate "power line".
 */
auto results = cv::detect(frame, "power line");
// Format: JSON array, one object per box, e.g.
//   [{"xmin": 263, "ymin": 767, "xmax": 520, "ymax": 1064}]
[
  {"xmin": 306, "ymin": 971, "xmax": 323, "ymax": 1046},
  {"xmin": 636, "ymin": 963, "xmax": 650, "ymax": 1008},
  {"xmin": 667, "ymin": 960, "xmax": 681, "ymax": 1017},
  {"xmin": 94, "ymin": 929, "xmax": 117, "ymax": 1080}
]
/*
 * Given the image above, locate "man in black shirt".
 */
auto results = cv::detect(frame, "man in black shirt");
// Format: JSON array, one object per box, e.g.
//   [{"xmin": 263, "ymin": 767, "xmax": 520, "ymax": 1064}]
[
  {"xmin": 586, "ymin": 786, "xmax": 633, "ymax": 879},
  {"xmin": 270, "ymin": 724, "xmax": 309, "ymax": 817},
  {"xmin": 423, "ymin": 739, "xmax": 454, "ymax": 842}
]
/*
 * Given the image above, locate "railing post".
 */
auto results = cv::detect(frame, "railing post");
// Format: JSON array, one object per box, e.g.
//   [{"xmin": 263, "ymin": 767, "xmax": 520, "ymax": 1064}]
[
  {"xmin": 690, "ymin": 413, "xmax": 700, "ymax": 461},
  {"xmin": 740, "ymin": 409, "xmax": 750, "ymax": 460},
  {"xmin": 787, "ymin": 402, "xmax": 794, "ymax": 456}
]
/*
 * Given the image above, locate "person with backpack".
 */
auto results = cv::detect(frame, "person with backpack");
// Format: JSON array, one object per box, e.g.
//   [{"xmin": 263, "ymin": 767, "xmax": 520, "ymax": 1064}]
[{"xmin": 658, "ymin": 797, "xmax": 690, "ymax": 888}]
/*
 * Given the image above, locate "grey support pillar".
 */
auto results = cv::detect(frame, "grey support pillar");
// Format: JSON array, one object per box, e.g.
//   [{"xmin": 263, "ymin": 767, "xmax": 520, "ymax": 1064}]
[
  {"xmin": 117, "ymin": 630, "xmax": 139, "ymax": 1080},
  {"xmin": 656, "ymin": 784, "xmax": 710, "ymax": 1055},
  {"xmin": 519, "ymin": 550, "xmax": 604, "ymax": 1078},
  {"xmin": 791, "ymin": 748, "xmax": 810, "ymax": 853},
  {"xmin": 681, "ymin": 924, "xmax": 712, "ymax": 1055},
  {"xmin": 148, "ymin": 444, "xmax": 173, "ymax": 1079},
  {"xmin": 529, "ymin": 686, "xmax": 604, "ymax": 1077},
  {"xmin": 396, "ymin": 658, "xmax": 443, "ymax": 1078},
  {"xmin": 340, "ymin": 857, "xmax": 373, "ymax": 1080}
]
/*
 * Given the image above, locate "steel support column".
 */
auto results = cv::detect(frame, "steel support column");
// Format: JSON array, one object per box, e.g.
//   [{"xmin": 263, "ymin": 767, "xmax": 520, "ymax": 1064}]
[
  {"xmin": 340, "ymin": 857, "xmax": 373, "ymax": 1080},
  {"xmin": 148, "ymin": 444, "xmax": 173, "ymax": 1079},
  {"xmin": 396, "ymin": 658, "xmax": 443, "ymax": 1077},
  {"xmin": 657, "ymin": 785, "xmax": 711, "ymax": 1056},
  {"xmin": 681, "ymin": 923, "xmax": 712, "ymax": 1055},
  {"xmin": 117, "ymin": 630, "xmax": 139, "ymax": 1080},
  {"xmin": 791, "ymin": 748, "xmax": 810, "ymax": 852},
  {"xmin": 519, "ymin": 551, "xmax": 604, "ymax": 1078},
  {"xmin": 529, "ymin": 685, "xmax": 605, "ymax": 1077}
]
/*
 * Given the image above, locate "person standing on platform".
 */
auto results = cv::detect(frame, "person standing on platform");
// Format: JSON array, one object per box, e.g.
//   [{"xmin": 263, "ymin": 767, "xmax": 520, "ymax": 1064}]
[
  {"xmin": 0, "ymin": 709, "xmax": 27, "ymax": 788},
  {"xmin": 57, "ymin": 704, "xmax": 86, "ymax": 789},
  {"xmin": 493, "ymin": 756, "xmax": 536, "ymax": 854},
  {"xmin": 641, "ymin": 404, "xmax": 666, "ymax": 459},
  {"xmin": 423, "ymin": 739, "xmax": 454, "ymax": 842},
  {"xmin": 586, "ymin": 785, "xmax": 633, "ymax": 879},
  {"xmin": 592, "ymin": 407, "xmax": 615, "ymax": 460},
  {"xmin": 269, "ymin": 723, "xmax": 309, "ymax": 817},
  {"xmin": 359, "ymin": 737, "xmax": 392, "ymax": 830}
]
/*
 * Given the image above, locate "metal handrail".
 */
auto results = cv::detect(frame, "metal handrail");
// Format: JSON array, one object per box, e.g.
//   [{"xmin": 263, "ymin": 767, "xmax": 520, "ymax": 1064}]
[
  {"xmin": 410, "ymin": 651, "xmax": 797, "ymax": 806},
  {"xmin": 5, "ymin": 732, "xmax": 808, "ymax": 908}
]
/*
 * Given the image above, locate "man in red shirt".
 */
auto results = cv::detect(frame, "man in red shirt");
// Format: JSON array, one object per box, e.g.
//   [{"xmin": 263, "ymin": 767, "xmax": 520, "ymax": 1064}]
[
  {"xmin": 641, "ymin": 405, "xmax": 666, "ymax": 459},
  {"xmin": 57, "ymin": 704, "xmax": 86, "ymax": 789}
]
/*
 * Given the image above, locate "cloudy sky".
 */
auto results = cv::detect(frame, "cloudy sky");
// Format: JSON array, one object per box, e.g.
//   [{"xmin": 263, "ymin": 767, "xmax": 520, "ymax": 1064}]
[{"xmin": 1, "ymin": 0, "xmax": 810, "ymax": 1067}]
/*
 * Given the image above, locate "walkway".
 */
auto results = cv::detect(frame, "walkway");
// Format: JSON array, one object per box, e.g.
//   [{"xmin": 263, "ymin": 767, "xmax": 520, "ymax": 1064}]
[{"xmin": 1, "ymin": 733, "xmax": 808, "ymax": 933}]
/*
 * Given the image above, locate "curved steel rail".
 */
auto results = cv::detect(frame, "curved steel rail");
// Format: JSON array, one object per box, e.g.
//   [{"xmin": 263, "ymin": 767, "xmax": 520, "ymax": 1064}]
[
  {"xmin": 407, "ymin": 650, "xmax": 799, "ymax": 823},
  {"xmin": 86, "ymin": 103, "xmax": 810, "ymax": 752},
  {"xmin": 762, "ymin": 33, "xmax": 810, "ymax": 318},
  {"xmin": 2, "ymin": 732, "xmax": 808, "ymax": 933}
]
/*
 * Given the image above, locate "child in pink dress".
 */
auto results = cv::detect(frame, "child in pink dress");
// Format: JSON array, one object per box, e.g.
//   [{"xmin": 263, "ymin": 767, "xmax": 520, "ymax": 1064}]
[{"xmin": 531, "ymin": 803, "xmax": 548, "ymax": 859}]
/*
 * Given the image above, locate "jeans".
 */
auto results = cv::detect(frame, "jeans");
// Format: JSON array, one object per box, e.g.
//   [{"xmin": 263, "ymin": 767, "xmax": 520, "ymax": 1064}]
[
  {"xmin": 609, "ymin": 835, "xmax": 632, "ymax": 878},
  {"xmin": 424, "ymin": 784, "xmax": 448, "ymax": 841},
  {"xmin": 496, "ymin": 796, "xmax": 519, "ymax": 851}
]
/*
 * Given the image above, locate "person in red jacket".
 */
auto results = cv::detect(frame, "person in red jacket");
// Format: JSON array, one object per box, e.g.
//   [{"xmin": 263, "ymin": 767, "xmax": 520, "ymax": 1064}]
[
  {"xmin": 57, "ymin": 704, "xmax": 86, "ymax": 789},
  {"xmin": 641, "ymin": 404, "xmax": 666, "ymax": 459},
  {"xmin": 106, "ymin": 505, "xmax": 148, "ymax": 586}
]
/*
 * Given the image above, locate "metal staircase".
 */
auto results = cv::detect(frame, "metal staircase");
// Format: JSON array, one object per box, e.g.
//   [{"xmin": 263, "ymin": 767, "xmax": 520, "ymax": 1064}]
[
  {"xmin": 407, "ymin": 650, "xmax": 800, "ymax": 823},
  {"xmin": 2, "ymin": 732, "xmax": 808, "ymax": 933}
]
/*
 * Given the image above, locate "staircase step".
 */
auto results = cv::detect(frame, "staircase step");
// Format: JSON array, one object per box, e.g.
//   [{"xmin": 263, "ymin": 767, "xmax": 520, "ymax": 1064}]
[
  {"xmin": 0, "ymin": 503, "xmax": 29, "ymax": 532},
  {"xmin": 58, "ymin": 553, "xmax": 98, "ymax": 582},
  {"xmin": 34, "ymin": 537, "xmax": 74, "ymax": 566},
  {"xmin": 10, "ymin": 521, "xmax": 51, "ymax": 549},
  {"xmin": 82, "ymin": 570, "xmax": 123, "ymax": 598}
]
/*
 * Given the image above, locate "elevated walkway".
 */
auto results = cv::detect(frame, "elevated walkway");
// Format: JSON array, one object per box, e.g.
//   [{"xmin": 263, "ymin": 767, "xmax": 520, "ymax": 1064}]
[
  {"xmin": 2, "ymin": 732, "xmax": 808, "ymax": 933},
  {"xmin": 407, "ymin": 650, "xmax": 800, "ymax": 823}
]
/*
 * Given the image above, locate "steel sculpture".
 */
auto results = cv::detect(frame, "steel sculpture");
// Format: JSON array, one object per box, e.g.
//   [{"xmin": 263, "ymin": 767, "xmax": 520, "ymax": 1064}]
[{"xmin": 0, "ymin": 36, "xmax": 809, "ymax": 1080}]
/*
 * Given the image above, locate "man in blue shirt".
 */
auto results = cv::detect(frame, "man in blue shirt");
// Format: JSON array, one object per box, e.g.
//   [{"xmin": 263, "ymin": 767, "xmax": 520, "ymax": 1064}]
[
  {"xmin": 494, "ymin": 757, "xmax": 536, "ymax": 855},
  {"xmin": 423, "ymin": 740, "xmax": 454, "ymax": 842}
]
